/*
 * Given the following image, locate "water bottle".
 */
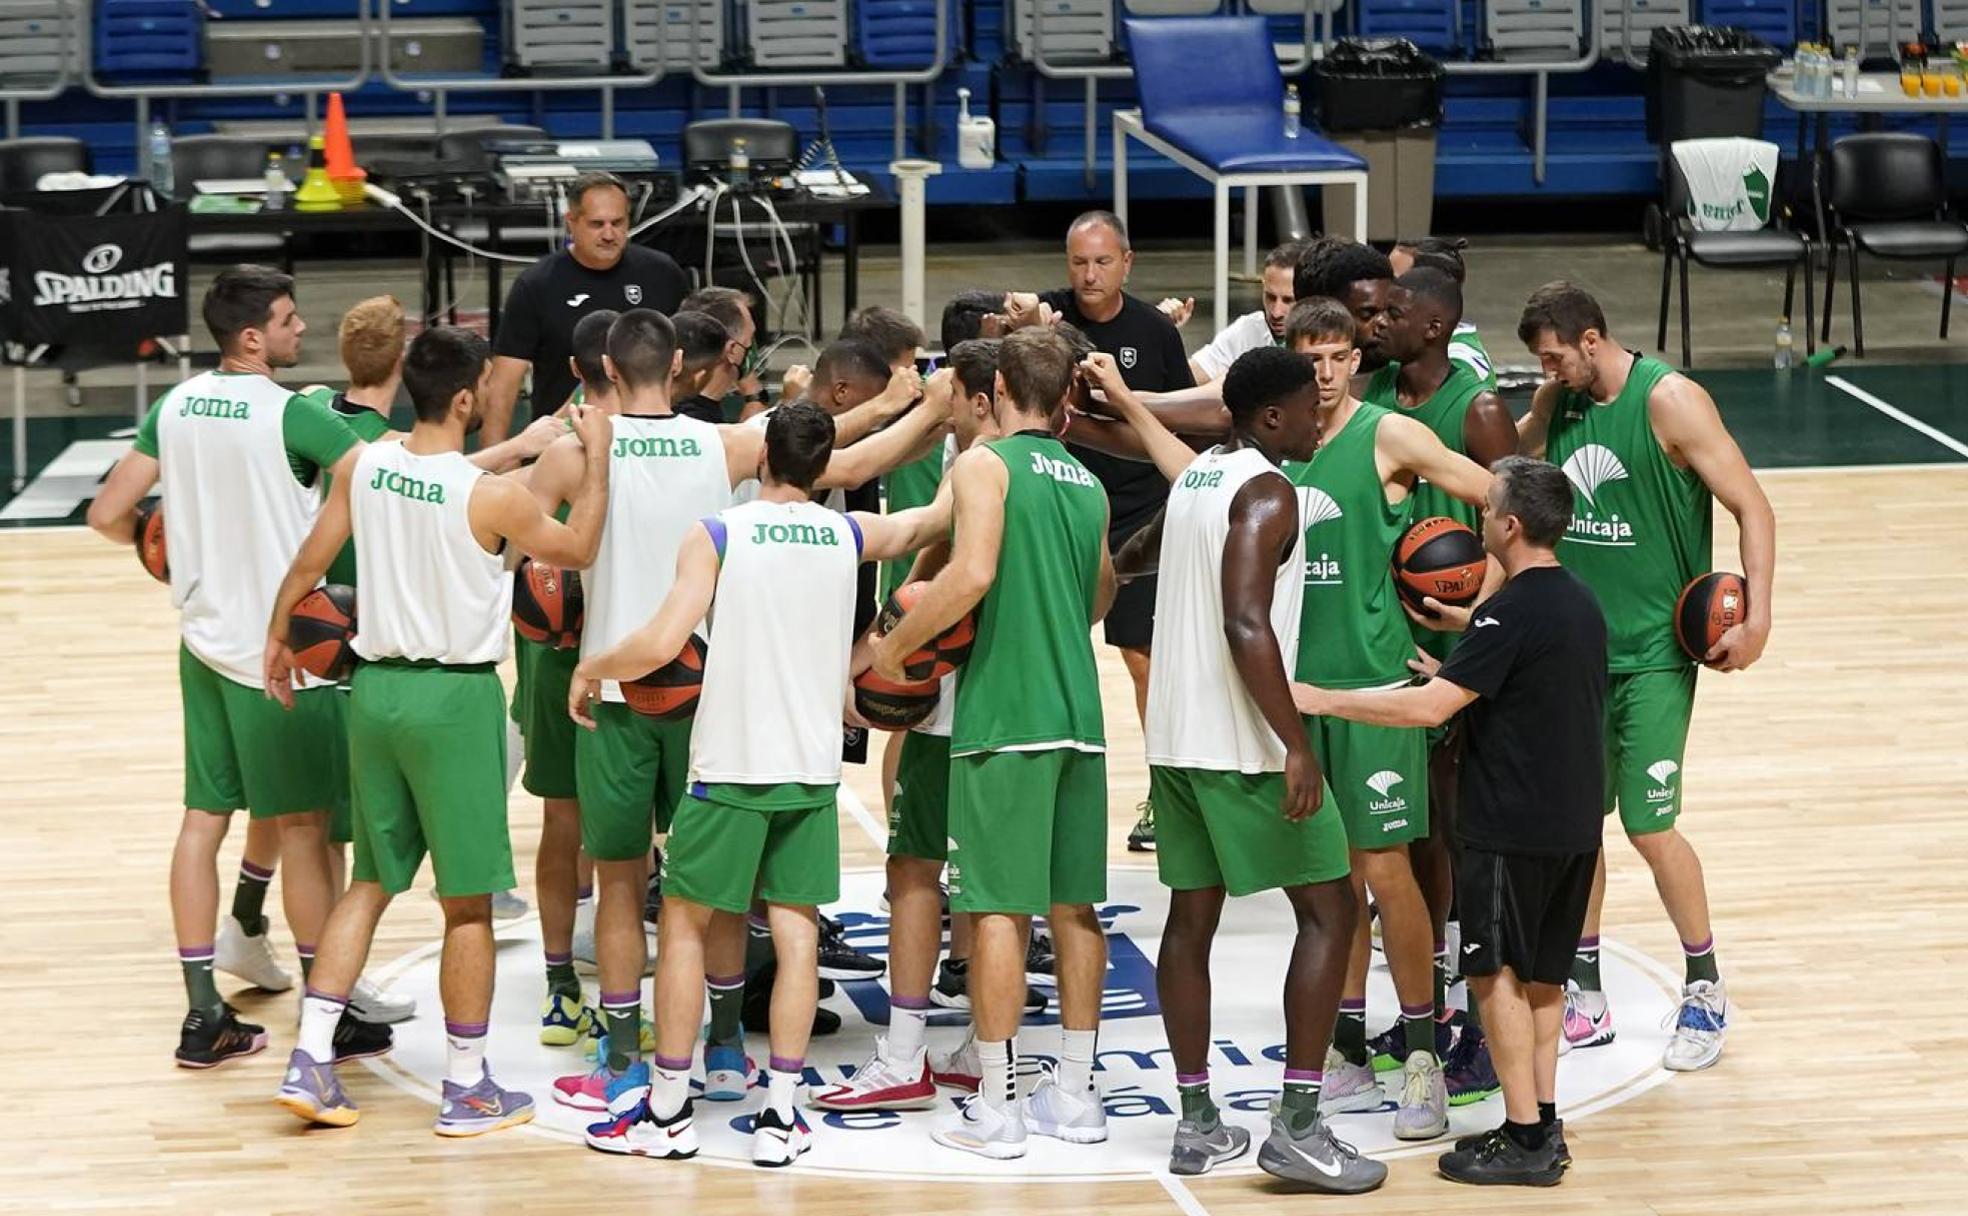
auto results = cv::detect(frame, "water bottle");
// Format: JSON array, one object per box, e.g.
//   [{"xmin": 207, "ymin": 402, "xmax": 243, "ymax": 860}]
[
  {"xmin": 264, "ymin": 150, "xmax": 286, "ymax": 211},
  {"xmin": 147, "ymin": 120, "xmax": 174, "ymax": 199},
  {"xmin": 1774, "ymin": 316, "xmax": 1794, "ymax": 370},
  {"xmin": 729, "ymin": 137, "xmax": 750, "ymax": 185},
  {"xmin": 1843, "ymin": 45, "xmax": 1860, "ymax": 98},
  {"xmin": 1284, "ymin": 83, "xmax": 1302, "ymax": 139}
]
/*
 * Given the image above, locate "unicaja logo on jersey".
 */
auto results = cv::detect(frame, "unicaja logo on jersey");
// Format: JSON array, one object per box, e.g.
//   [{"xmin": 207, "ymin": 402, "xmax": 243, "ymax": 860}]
[
  {"xmin": 1300, "ymin": 488, "xmax": 1343, "ymax": 585},
  {"xmin": 1646, "ymin": 759, "xmax": 1679, "ymax": 803},
  {"xmin": 1560, "ymin": 444, "xmax": 1635, "ymax": 547},
  {"xmin": 1365, "ymin": 769, "xmax": 1408, "ymax": 814}
]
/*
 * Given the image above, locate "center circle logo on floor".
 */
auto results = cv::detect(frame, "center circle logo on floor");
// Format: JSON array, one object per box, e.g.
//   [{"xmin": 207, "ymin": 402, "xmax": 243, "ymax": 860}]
[{"xmin": 367, "ymin": 867, "xmax": 1680, "ymax": 1179}]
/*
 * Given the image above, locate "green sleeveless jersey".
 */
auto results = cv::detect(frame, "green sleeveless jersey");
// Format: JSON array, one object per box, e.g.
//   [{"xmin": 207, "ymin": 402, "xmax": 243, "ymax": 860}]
[
  {"xmin": 1284, "ymin": 402, "xmax": 1416, "ymax": 688},
  {"xmin": 320, "ymin": 397, "xmax": 393, "ymax": 588},
  {"xmin": 951, "ymin": 433, "xmax": 1109, "ymax": 756},
  {"xmin": 1547, "ymin": 354, "xmax": 1711, "ymax": 673},
  {"xmin": 1448, "ymin": 323, "xmax": 1496, "ymax": 390},
  {"xmin": 880, "ymin": 447, "xmax": 947, "ymax": 600},
  {"xmin": 1365, "ymin": 362, "xmax": 1488, "ymax": 660}
]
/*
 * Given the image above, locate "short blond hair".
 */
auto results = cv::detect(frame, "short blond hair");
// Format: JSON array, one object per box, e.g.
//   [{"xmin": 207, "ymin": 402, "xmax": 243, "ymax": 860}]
[{"xmin": 340, "ymin": 295, "xmax": 406, "ymax": 389}]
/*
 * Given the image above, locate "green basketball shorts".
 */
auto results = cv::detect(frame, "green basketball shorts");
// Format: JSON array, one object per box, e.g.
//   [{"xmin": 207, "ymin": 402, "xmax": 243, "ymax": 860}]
[
  {"xmin": 1603, "ymin": 666, "xmax": 1697, "ymax": 836},
  {"xmin": 1303, "ymin": 713, "xmax": 1430, "ymax": 849},
  {"xmin": 574, "ymin": 701, "xmax": 695, "ymax": 861},
  {"xmin": 887, "ymin": 730, "xmax": 953, "ymax": 862},
  {"xmin": 180, "ymin": 645, "xmax": 344, "ymax": 820},
  {"xmin": 346, "ymin": 661, "xmax": 514, "ymax": 898},
  {"xmin": 514, "ymin": 635, "xmax": 580, "ymax": 800},
  {"xmin": 947, "ymin": 747, "xmax": 1108, "ymax": 916},
  {"xmin": 664, "ymin": 790, "xmax": 840, "ymax": 912},
  {"xmin": 1150, "ymin": 765, "xmax": 1351, "ymax": 896}
]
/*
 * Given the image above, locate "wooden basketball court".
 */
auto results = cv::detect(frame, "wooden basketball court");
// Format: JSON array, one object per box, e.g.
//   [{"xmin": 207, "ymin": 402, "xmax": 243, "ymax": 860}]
[{"xmin": 4, "ymin": 368, "xmax": 1967, "ymax": 1213}]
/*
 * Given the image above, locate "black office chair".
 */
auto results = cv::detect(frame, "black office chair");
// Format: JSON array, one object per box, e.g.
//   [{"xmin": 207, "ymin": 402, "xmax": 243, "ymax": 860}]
[
  {"xmin": 169, "ymin": 135, "xmax": 293, "ymax": 272},
  {"xmin": 683, "ymin": 118, "xmax": 799, "ymax": 177},
  {"xmin": 0, "ymin": 136, "xmax": 90, "ymax": 193},
  {"xmin": 1657, "ymin": 140, "xmax": 1814, "ymax": 368},
  {"xmin": 435, "ymin": 124, "xmax": 550, "ymax": 168},
  {"xmin": 1821, "ymin": 132, "xmax": 1968, "ymax": 356}
]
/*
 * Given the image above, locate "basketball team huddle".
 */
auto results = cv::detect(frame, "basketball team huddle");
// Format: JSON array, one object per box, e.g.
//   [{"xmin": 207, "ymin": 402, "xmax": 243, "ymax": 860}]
[{"xmin": 87, "ymin": 210, "xmax": 1775, "ymax": 1191}]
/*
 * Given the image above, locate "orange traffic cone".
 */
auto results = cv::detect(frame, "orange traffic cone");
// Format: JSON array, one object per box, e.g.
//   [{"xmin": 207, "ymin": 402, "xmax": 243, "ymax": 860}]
[{"xmin": 323, "ymin": 92, "xmax": 366, "ymax": 205}]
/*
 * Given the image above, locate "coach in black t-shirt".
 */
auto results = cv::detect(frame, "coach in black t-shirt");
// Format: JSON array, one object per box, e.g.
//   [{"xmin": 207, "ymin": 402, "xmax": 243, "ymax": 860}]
[
  {"xmin": 1294, "ymin": 455, "xmax": 1606, "ymax": 1189},
  {"xmin": 1003, "ymin": 210, "xmax": 1194, "ymax": 757},
  {"xmin": 480, "ymin": 171, "xmax": 689, "ymax": 443}
]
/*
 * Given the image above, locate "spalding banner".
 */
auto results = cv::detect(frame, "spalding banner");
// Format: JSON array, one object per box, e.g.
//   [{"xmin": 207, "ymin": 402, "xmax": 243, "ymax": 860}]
[{"xmin": 0, "ymin": 206, "xmax": 188, "ymax": 349}]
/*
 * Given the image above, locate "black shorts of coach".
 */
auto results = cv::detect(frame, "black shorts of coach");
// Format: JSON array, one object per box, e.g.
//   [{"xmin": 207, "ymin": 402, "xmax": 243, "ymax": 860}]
[{"xmin": 1456, "ymin": 846, "xmax": 1599, "ymax": 986}]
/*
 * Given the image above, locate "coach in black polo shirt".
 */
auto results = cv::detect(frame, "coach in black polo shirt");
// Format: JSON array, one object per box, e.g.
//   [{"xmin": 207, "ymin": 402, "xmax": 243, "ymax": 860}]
[
  {"xmin": 1294, "ymin": 455, "xmax": 1606, "ymax": 1189},
  {"xmin": 479, "ymin": 171, "xmax": 689, "ymax": 443}
]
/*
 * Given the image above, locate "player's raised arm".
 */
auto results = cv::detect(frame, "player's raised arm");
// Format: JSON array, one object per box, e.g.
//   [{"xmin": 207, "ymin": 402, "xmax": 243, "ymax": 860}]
[
  {"xmin": 1383, "ymin": 412, "xmax": 1493, "ymax": 508},
  {"xmin": 1113, "ymin": 505, "xmax": 1166, "ymax": 582},
  {"xmin": 1517, "ymin": 379, "xmax": 1561, "ymax": 457},
  {"xmin": 477, "ymin": 402, "xmax": 611, "ymax": 568},
  {"xmin": 816, "ymin": 369, "xmax": 955, "ymax": 490},
  {"xmin": 872, "ymin": 445, "xmax": 1007, "ymax": 679},
  {"xmin": 1080, "ymin": 352, "xmax": 1201, "ymax": 482}
]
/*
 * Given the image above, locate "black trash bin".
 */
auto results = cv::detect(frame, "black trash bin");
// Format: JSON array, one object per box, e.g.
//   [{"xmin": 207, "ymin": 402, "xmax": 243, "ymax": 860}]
[
  {"xmin": 1312, "ymin": 38, "xmax": 1446, "ymax": 240},
  {"xmin": 1646, "ymin": 26, "xmax": 1781, "ymax": 147}
]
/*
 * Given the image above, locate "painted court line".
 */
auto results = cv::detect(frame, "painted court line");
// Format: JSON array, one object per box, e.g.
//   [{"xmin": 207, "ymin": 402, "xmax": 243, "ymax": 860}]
[
  {"xmin": 1157, "ymin": 1173, "xmax": 1212, "ymax": 1216},
  {"xmin": 1825, "ymin": 375, "xmax": 1968, "ymax": 460},
  {"xmin": 837, "ymin": 783, "xmax": 889, "ymax": 851}
]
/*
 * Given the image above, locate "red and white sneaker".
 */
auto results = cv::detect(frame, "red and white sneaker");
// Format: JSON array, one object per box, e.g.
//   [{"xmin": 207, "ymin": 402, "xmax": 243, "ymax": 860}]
[
  {"xmin": 810, "ymin": 1039, "xmax": 938, "ymax": 1111},
  {"xmin": 1559, "ymin": 982, "xmax": 1615, "ymax": 1055},
  {"xmin": 553, "ymin": 1061, "xmax": 618, "ymax": 1112},
  {"xmin": 929, "ymin": 1033, "xmax": 982, "ymax": 1092}
]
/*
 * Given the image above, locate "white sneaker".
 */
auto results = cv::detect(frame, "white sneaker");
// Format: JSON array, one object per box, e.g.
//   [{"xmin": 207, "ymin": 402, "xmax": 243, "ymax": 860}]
[
  {"xmin": 572, "ymin": 901, "xmax": 598, "ymax": 974},
  {"xmin": 933, "ymin": 1093, "xmax": 1029, "ymax": 1160},
  {"xmin": 1662, "ymin": 979, "xmax": 1728, "ymax": 1072},
  {"xmin": 1317, "ymin": 1047, "xmax": 1383, "ymax": 1114},
  {"xmin": 215, "ymin": 915, "xmax": 293, "ymax": 992},
  {"xmin": 929, "ymin": 1032, "xmax": 982, "ymax": 1092},
  {"xmin": 491, "ymin": 890, "xmax": 530, "ymax": 921},
  {"xmin": 347, "ymin": 976, "xmax": 416, "ymax": 1025},
  {"xmin": 810, "ymin": 1040, "xmax": 938, "ymax": 1111},
  {"xmin": 1391, "ymin": 1050, "xmax": 1448, "ymax": 1141},
  {"xmin": 1023, "ymin": 1070, "xmax": 1108, "ymax": 1144},
  {"xmin": 750, "ymin": 1107, "xmax": 813, "ymax": 1167}
]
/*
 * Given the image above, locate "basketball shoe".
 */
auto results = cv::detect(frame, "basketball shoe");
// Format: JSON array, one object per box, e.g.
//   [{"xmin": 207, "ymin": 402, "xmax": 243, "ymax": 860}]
[
  {"xmin": 811, "ymin": 1039, "xmax": 938, "ymax": 1110},
  {"xmin": 1256, "ymin": 1103, "xmax": 1387, "ymax": 1193},
  {"xmin": 1442, "ymin": 1024, "xmax": 1501, "ymax": 1106},
  {"xmin": 553, "ymin": 1061, "xmax": 621, "ymax": 1112},
  {"xmin": 933, "ymin": 1093, "xmax": 1028, "ymax": 1160},
  {"xmin": 1026, "ymin": 929, "xmax": 1056, "ymax": 984},
  {"xmin": 275, "ymin": 1048, "xmax": 357, "ymax": 1126},
  {"xmin": 434, "ymin": 1068, "xmax": 535, "ymax": 1137},
  {"xmin": 703, "ymin": 1042, "xmax": 755, "ymax": 1101},
  {"xmin": 176, "ymin": 1004, "xmax": 267, "ymax": 1069},
  {"xmin": 1368, "ymin": 1012, "xmax": 1458, "ymax": 1073},
  {"xmin": 491, "ymin": 890, "xmax": 530, "ymax": 921},
  {"xmin": 1169, "ymin": 1117, "xmax": 1250, "ymax": 1175},
  {"xmin": 587, "ymin": 1090, "xmax": 699, "ymax": 1159},
  {"xmin": 347, "ymin": 976, "xmax": 416, "ymax": 1024},
  {"xmin": 1437, "ymin": 1126, "xmax": 1563, "ymax": 1187},
  {"xmin": 931, "ymin": 958, "xmax": 1049, "ymax": 1013},
  {"xmin": 1559, "ymin": 981, "xmax": 1614, "ymax": 1054},
  {"xmin": 930, "ymin": 1032, "xmax": 982, "ymax": 1092},
  {"xmin": 751, "ymin": 1107, "xmax": 813, "ymax": 1167},
  {"xmin": 1662, "ymin": 979, "xmax": 1728, "ymax": 1071},
  {"xmin": 1392, "ymin": 1051, "xmax": 1449, "ymax": 1140},
  {"xmin": 1457, "ymin": 1118, "xmax": 1568, "ymax": 1169},
  {"xmin": 818, "ymin": 915, "xmax": 885, "ymax": 982},
  {"xmin": 1317, "ymin": 1047, "xmax": 1383, "ymax": 1114},
  {"xmin": 331, "ymin": 1009, "xmax": 394, "ymax": 1062},
  {"xmin": 1126, "ymin": 799, "xmax": 1156, "ymax": 852},
  {"xmin": 214, "ymin": 915, "xmax": 293, "ymax": 991},
  {"xmin": 1024, "ymin": 1068, "xmax": 1108, "ymax": 1143},
  {"xmin": 541, "ymin": 992, "xmax": 598, "ymax": 1046}
]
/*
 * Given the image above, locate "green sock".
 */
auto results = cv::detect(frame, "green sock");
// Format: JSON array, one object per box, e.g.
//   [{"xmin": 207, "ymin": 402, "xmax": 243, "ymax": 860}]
[
  {"xmin": 1402, "ymin": 1007, "xmax": 1435, "ymax": 1059},
  {"xmin": 545, "ymin": 956, "xmax": 580, "ymax": 1000},
  {"xmin": 743, "ymin": 915, "xmax": 773, "ymax": 975},
  {"xmin": 602, "ymin": 999, "xmax": 640, "ymax": 1073},
  {"xmin": 1175, "ymin": 1075, "xmax": 1218, "ymax": 1130},
  {"xmin": 1572, "ymin": 937, "xmax": 1603, "ymax": 991},
  {"xmin": 1432, "ymin": 945, "xmax": 1450, "ymax": 1013},
  {"xmin": 1279, "ymin": 1081, "xmax": 1320, "ymax": 1134},
  {"xmin": 181, "ymin": 950, "xmax": 222, "ymax": 1017},
  {"xmin": 1683, "ymin": 937, "xmax": 1720, "ymax": 985},
  {"xmin": 1335, "ymin": 1003, "xmax": 1368, "ymax": 1067},
  {"xmin": 297, "ymin": 947, "xmax": 314, "ymax": 982},
  {"xmin": 230, "ymin": 861, "xmax": 272, "ymax": 937},
  {"xmin": 706, "ymin": 974, "xmax": 746, "ymax": 1047}
]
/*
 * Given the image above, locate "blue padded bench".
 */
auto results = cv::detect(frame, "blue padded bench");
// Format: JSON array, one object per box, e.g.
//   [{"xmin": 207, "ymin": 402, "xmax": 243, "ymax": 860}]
[{"xmin": 1114, "ymin": 15, "xmax": 1367, "ymax": 331}]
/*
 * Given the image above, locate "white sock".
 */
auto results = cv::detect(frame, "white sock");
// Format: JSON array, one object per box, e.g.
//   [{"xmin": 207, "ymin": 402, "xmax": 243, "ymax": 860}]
[
  {"xmin": 1059, "ymin": 1028, "xmax": 1097, "ymax": 1094},
  {"xmin": 444, "ymin": 1021, "xmax": 489, "ymax": 1086},
  {"xmin": 650, "ymin": 1057, "xmax": 691, "ymax": 1119},
  {"xmin": 298, "ymin": 991, "xmax": 344, "ymax": 1061},
  {"xmin": 767, "ymin": 1067, "xmax": 800, "ymax": 1121},
  {"xmin": 978, "ymin": 1037, "xmax": 1016, "ymax": 1110},
  {"xmin": 888, "ymin": 1003, "xmax": 929, "ymax": 1061}
]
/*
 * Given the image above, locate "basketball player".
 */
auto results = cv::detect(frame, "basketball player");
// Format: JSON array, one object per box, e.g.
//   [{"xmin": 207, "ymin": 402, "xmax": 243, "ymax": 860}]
[
  {"xmin": 1361, "ymin": 267, "xmax": 1516, "ymax": 1097},
  {"xmin": 1295, "ymin": 239, "xmax": 1398, "ymax": 375},
  {"xmin": 873, "ymin": 328, "xmax": 1116, "ymax": 1160},
  {"xmin": 541, "ymin": 314, "xmax": 950, "ymax": 1114},
  {"xmin": 1280, "ymin": 297, "xmax": 1494, "ymax": 1141},
  {"xmin": 570, "ymin": 402, "xmax": 955, "ymax": 1167},
  {"xmin": 266, "ymin": 325, "xmax": 613, "ymax": 1135},
  {"xmin": 1182, "ymin": 241, "xmax": 1307, "ymax": 386},
  {"xmin": 87, "ymin": 266, "xmax": 354, "ymax": 1068},
  {"xmin": 1389, "ymin": 237, "xmax": 1495, "ymax": 389},
  {"xmin": 1094, "ymin": 341, "xmax": 1386, "ymax": 1192},
  {"xmin": 674, "ymin": 285, "xmax": 756, "ymax": 423},
  {"xmin": 1516, "ymin": 282, "xmax": 1774, "ymax": 1071}
]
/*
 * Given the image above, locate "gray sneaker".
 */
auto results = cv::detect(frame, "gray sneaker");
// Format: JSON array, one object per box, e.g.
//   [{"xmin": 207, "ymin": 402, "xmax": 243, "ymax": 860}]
[
  {"xmin": 1393, "ymin": 1050, "xmax": 1449, "ymax": 1141},
  {"xmin": 1257, "ymin": 1104, "xmax": 1388, "ymax": 1194},
  {"xmin": 1168, "ymin": 1118, "xmax": 1250, "ymax": 1176},
  {"xmin": 274, "ymin": 1048, "xmax": 358, "ymax": 1127},
  {"xmin": 1318, "ymin": 1048, "xmax": 1383, "ymax": 1114},
  {"xmin": 434, "ymin": 1068, "xmax": 536, "ymax": 1138}
]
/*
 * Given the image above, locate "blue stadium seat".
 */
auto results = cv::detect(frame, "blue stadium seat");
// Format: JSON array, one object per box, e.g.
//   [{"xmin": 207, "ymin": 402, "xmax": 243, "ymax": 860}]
[
  {"xmin": 94, "ymin": 0, "xmax": 204, "ymax": 78},
  {"xmin": 1357, "ymin": 0, "xmax": 1460, "ymax": 54}
]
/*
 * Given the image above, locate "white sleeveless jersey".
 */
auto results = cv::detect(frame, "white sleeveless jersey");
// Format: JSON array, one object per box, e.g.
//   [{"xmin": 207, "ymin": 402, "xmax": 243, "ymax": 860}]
[
  {"xmin": 350, "ymin": 444, "xmax": 510, "ymax": 664},
  {"xmin": 732, "ymin": 406, "xmax": 846, "ymax": 511},
  {"xmin": 154, "ymin": 370, "xmax": 326, "ymax": 687},
  {"xmin": 690, "ymin": 499, "xmax": 863, "ymax": 787},
  {"xmin": 580, "ymin": 413, "xmax": 733, "ymax": 701},
  {"xmin": 1144, "ymin": 446, "xmax": 1305, "ymax": 772}
]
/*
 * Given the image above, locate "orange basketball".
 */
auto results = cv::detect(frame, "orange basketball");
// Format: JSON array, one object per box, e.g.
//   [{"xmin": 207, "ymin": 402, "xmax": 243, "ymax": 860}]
[
  {"xmin": 1392, "ymin": 516, "xmax": 1486, "ymax": 610},
  {"xmin": 512, "ymin": 557, "xmax": 583, "ymax": 648},
  {"xmin": 291, "ymin": 584, "xmax": 358, "ymax": 682},
  {"xmin": 853, "ymin": 668, "xmax": 940, "ymax": 731},
  {"xmin": 877, "ymin": 580, "xmax": 975, "ymax": 681},
  {"xmin": 1675, "ymin": 571, "xmax": 1748, "ymax": 666},
  {"xmin": 135, "ymin": 499, "xmax": 169, "ymax": 583},
  {"xmin": 621, "ymin": 633, "xmax": 708, "ymax": 721}
]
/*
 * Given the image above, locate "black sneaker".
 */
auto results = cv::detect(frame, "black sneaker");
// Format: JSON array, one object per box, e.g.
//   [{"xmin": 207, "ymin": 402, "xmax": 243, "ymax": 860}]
[
  {"xmin": 818, "ymin": 914, "xmax": 886, "ymax": 982},
  {"xmin": 1438, "ymin": 1128, "xmax": 1564, "ymax": 1187},
  {"xmin": 1025, "ymin": 928, "xmax": 1056, "ymax": 984},
  {"xmin": 931, "ymin": 957, "xmax": 1047, "ymax": 1013},
  {"xmin": 742, "ymin": 960, "xmax": 842, "ymax": 1035},
  {"xmin": 1127, "ymin": 800, "xmax": 1156, "ymax": 852},
  {"xmin": 1456, "ymin": 1119, "xmax": 1570, "ymax": 1169},
  {"xmin": 175, "ymin": 1003, "xmax": 268, "ymax": 1069},
  {"xmin": 643, "ymin": 865, "xmax": 663, "ymax": 930},
  {"xmin": 332, "ymin": 1008, "xmax": 395, "ymax": 1062}
]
